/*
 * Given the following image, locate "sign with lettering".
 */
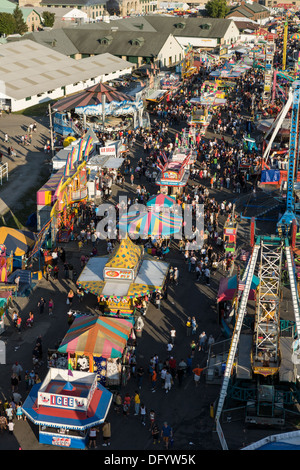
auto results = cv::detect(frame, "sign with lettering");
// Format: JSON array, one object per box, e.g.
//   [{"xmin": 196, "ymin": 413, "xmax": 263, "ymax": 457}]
[
  {"xmin": 52, "ymin": 437, "xmax": 71, "ymax": 447},
  {"xmin": 38, "ymin": 392, "xmax": 87, "ymax": 410},
  {"xmin": 99, "ymin": 146, "xmax": 116, "ymax": 157},
  {"xmin": 104, "ymin": 268, "xmax": 133, "ymax": 280}
]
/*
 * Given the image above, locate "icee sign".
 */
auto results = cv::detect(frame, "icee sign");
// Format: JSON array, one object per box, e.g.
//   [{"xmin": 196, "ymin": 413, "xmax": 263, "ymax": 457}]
[{"xmin": 38, "ymin": 392, "xmax": 87, "ymax": 411}]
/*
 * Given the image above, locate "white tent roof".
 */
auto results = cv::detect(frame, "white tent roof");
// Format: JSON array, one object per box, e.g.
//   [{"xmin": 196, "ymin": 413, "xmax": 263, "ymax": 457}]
[{"xmin": 63, "ymin": 8, "xmax": 88, "ymax": 19}]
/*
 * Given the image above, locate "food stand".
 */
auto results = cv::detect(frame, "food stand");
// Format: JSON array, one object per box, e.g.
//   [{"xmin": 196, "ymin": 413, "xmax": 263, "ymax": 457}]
[
  {"xmin": 56, "ymin": 314, "xmax": 135, "ymax": 388},
  {"xmin": 77, "ymin": 237, "xmax": 169, "ymax": 315},
  {"xmin": 22, "ymin": 368, "xmax": 112, "ymax": 449}
]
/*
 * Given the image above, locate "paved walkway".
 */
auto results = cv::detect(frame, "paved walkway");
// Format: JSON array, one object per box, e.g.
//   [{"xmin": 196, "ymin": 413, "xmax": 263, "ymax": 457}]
[{"xmin": 0, "ymin": 114, "xmax": 51, "ymax": 219}]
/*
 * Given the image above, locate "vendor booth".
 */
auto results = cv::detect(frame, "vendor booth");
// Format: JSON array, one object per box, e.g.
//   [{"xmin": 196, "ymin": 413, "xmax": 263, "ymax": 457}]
[
  {"xmin": 223, "ymin": 214, "xmax": 238, "ymax": 253},
  {"xmin": 155, "ymin": 147, "xmax": 192, "ymax": 196},
  {"xmin": 57, "ymin": 314, "xmax": 135, "ymax": 387},
  {"xmin": 217, "ymin": 274, "xmax": 259, "ymax": 337},
  {"xmin": 22, "ymin": 367, "xmax": 112, "ymax": 449},
  {"xmin": 77, "ymin": 237, "xmax": 169, "ymax": 315}
]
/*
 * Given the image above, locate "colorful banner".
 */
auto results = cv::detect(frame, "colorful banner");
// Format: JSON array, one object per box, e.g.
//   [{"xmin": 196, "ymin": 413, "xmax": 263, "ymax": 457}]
[
  {"xmin": 29, "ymin": 218, "xmax": 52, "ymax": 258},
  {"xmin": 83, "ymin": 136, "xmax": 93, "ymax": 159}
]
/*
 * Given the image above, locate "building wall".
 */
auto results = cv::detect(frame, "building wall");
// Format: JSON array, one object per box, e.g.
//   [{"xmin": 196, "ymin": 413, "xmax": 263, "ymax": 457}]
[
  {"xmin": 19, "ymin": 0, "xmax": 40, "ymax": 6},
  {"xmin": 157, "ymin": 34, "xmax": 184, "ymax": 67},
  {"xmin": 26, "ymin": 11, "xmax": 42, "ymax": 31},
  {"xmin": 7, "ymin": 66, "xmax": 132, "ymax": 112},
  {"xmin": 222, "ymin": 20, "xmax": 240, "ymax": 45}
]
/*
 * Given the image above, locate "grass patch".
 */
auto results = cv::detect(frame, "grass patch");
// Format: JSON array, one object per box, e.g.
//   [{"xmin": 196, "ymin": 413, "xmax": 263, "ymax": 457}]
[{"xmin": 12, "ymin": 100, "xmax": 54, "ymax": 117}]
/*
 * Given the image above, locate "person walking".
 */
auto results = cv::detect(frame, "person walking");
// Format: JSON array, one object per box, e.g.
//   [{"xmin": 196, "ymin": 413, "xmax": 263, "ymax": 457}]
[
  {"xmin": 88, "ymin": 427, "xmax": 97, "ymax": 449},
  {"xmin": 8, "ymin": 420, "xmax": 14, "ymax": 435},
  {"xmin": 48, "ymin": 299, "xmax": 54, "ymax": 315},
  {"xmin": 134, "ymin": 391, "xmax": 140, "ymax": 416},
  {"xmin": 164, "ymin": 370, "xmax": 172, "ymax": 394},
  {"xmin": 0, "ymin": 413, "xmax": 7, "ymax": 433},
  {"xmin": 140, "ymin": 403, "xmax": 147, "ymax": 426},
  {"xmin": 151, "ymin": 369, "xmax": 157, "ymax": 392},
  {"xmin": 198, "ymin": 331, "xmax": 207, "ymax": 352},
  {"xmin": 161, "ymin": 422, "xmax": 173, "ymax": 450},
  {"xmin": 12, "ymin": 362, "xmax": 23, "ymax": 382},
  {"xmin": 152, "ymin": 422, "xmax": 160, "ymax": 445},
  {"xmin": 170, "ymin": 328, "xmax": 176, "ymax": 345},
  {"xmin": 186, "ymin": 317, "xmax": 192, "ymax": 336},
  {"xmin": 173, "ymin": 267, "xmax": 179, "ymax": 285},
  {"xmin": 67, "ymin": 289, "xmax": 74, "ymax": 306},
  {"xmin": 192, "ymin": 364, "xmax": 204, "ymax": 387},
  {"xmin": 38, "ymin": 297, "xmax": 45, "ymax": 314},
  {"xmin": 102, "ymin": 420, "xmax": 111, "ymax": 446}
]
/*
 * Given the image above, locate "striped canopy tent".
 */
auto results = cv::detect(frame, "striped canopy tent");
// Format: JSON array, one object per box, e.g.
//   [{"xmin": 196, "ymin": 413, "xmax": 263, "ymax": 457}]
[
  {"xmin": 53, "ymin": 83, "xmax": 134, "ymax": 113},
  {"xmin": 57, "ymin": 315, "xmax": 133, "ymax": 359},
  {"xmin": 0, "ymin": 227, "xmax": 35, "ymax": 256},
  {"xmin": 217, "ymin": 274, "xmax": 259, "ymax": 302},
  {"xmin": 146, "ymin": 193, "xmax": 176, "ymax": 209},
  {"xmin": 126, "ymin": 210, "xmax": 182, "ymax": 238}
]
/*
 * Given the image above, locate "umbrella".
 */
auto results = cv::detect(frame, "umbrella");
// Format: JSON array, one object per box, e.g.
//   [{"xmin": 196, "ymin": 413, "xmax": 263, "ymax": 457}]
[
  {"xmin": 290, "ymin": 33, "xmax": 300, "ymax": 40},
  {"xmin": 53, "ymin": 82, "xmax": 134, "ymax": 113},
  {"xmin": 126, "ymin": 210, "xmax": 182, "ymax": 238},
  {"xmin": 0, "ymin": 227, "xmax": 35, "ymax": 256},
  {"xmin": 58, "ymin": 315, "xmax": 133, "ymax": 359},
  {"xmin": 146, "ymin": 194, "xmax": 176, "ymax": 208},
  {"xmin": 217, "ymin": 274, "xmax": 259, "ymax": 302}
]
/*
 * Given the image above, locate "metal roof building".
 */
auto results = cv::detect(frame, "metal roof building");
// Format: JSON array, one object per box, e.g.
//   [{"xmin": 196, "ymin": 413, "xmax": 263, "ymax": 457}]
[{"xmin": 0, "ymin": 39, "xmax": 133, "ymax": 111}]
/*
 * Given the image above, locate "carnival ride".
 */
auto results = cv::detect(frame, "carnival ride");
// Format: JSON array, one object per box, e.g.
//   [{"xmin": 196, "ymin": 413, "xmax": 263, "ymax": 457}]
[{"xmin": 214, "ymin": 81, "xmax": 300, "ymax": 449}]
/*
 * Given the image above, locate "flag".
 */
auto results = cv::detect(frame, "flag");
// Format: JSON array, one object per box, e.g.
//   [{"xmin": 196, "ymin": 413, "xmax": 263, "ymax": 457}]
[
  {"xmin": 70, "ymin": 146, "xmax": 77, "ymax": 170},
  {"xmin": 180, "ymin": 153, "xmax": 190, "ymax": 168},
  {"xmin": 83, "ymin": 136, "xmax": 93, "ymax": 159},
  {"xmin": 64, "ymin": 151, "xmax": 72, "ymax": 177},
  {"xmin": 29, "ymin": 218, "xmax": 52, "ymax": 258},
  {"xmin": 240, "ymin": 250, "xmax": 249, "ymax": 261},
  {"xmin": 160, "ymin": 150, "xmax": 168, "ymax": 164},
  {"xmin": 68, "ymin": 352, "xmax": 73, "ymax": 377},
  {"xmin": 77, "ymin": 138, "xmax": 85, "ymax": 162},
  {"xmin": 54, "ymin": 176, "xmax": 64, "ymax": 199},
  {"xmin": 156, "ymin": 160, "xmax": 164, "ymax": 171}
]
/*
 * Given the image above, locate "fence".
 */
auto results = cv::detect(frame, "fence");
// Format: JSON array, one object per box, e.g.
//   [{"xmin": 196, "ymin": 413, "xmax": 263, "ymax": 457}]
[{"xmin": 0, "ymin": 163, "xmax": 8, "ymax": 185}]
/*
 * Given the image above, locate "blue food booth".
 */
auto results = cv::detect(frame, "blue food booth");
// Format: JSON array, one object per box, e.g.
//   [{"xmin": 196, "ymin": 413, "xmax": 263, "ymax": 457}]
[{"xmin": 22, "ymin": 367, "xmax": 112, "ymax": 449}]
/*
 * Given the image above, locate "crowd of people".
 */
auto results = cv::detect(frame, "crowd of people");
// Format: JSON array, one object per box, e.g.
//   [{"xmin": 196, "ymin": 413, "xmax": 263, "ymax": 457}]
[{"xmin": 0, "ymin": 47, "xmax": 282, "ymax": 449}]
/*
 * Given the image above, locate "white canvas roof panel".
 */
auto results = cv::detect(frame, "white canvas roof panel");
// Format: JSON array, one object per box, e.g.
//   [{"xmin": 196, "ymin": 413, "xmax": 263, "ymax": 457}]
[
  {"xmin": 135, "ymin": 259, "xmax": 169, "ymax": 288},
  {"xmin": 77, "ymin": 256, "xmax": 108, "ymax": 283},
  {"xmin": 101, "ymin": 281, "xmax": 131, "ymax": 297}
]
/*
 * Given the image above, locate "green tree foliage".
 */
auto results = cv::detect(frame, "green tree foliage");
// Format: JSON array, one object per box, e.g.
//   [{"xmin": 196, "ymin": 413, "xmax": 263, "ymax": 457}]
[
  {"xmin": 205, "ymin": 0, "xmax": 230, "ymax": 18},
  {"xmin": 13, "ymin": 5, "xmax": 28, "ymax": 35},
  {"xmin": 43, "ymin": 11, "xmax": 55, "ymax": 27},
  {"xmin": 0, "ymin": 12, "xmax": 16, "ymax": 35}
]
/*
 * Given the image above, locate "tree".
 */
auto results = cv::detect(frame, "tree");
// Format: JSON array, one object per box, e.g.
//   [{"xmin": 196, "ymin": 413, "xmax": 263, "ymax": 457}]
[
  {"xmin": 0, "ymin": 12, "xmax": 16, "ymax": 36},
  {"xmin": 205, "ymin": 0, "xmax": 230, "ymax": 18},
  {"xmin": 43, "ymin": 11, "xmax": 55, "ymax": 28},
  {"xmin": 13, "ymin": 5, "xmax": 28, "ymax": 35}
]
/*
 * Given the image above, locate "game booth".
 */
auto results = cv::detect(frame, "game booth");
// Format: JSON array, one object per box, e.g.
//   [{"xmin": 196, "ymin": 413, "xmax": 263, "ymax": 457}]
[
  {"xmin": 155, "ymin": 147, "xmax": 194, "ymax": 196},
  {"xmin": 77, "ymin": 237, "xmax": 169, "ymax": 316},
  {"xmin": 223, "ymin": 214, "xmax": 238, "ymax": 254},
  {"xmin": 53, "ymin": 313, "xmax": 136, "ymax": 389},
  {"xmin": 217, "ymin": 274, "xmax": 259, "ymax": 338},
  {"xmin": 22, "ymin": 367, "xmax": 112, "ymax": 449}
]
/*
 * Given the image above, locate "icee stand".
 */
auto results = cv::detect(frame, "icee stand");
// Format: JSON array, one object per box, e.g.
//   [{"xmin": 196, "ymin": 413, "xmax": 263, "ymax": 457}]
[{"xmin": 22, "ymin": 368, "xmax": 112, "ymax": 449}]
